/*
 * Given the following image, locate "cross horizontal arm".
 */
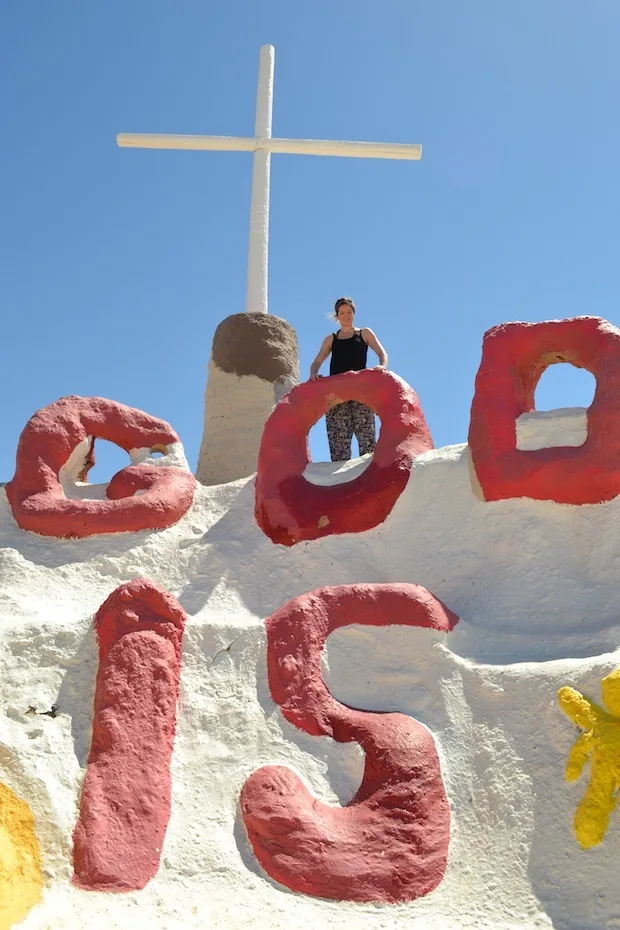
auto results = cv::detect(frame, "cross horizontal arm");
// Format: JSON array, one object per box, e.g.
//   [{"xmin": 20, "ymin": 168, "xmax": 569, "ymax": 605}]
[
  {"xmin": 117, "ymin": 133, "xmax": 257, "ymax": 152},
  {"xmin": 117, "ymin": 133, "xmax": 422, "ymax": 160},
  {"xmin": 267, "ymin": 137, "xmax": 421, "ymax": 160}
]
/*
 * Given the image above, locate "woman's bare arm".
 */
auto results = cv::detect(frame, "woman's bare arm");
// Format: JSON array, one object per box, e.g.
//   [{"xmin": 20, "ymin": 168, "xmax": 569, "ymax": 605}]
[
  {"xmin": 309, "ymin": 335, "xmax": 334, "ymax": 380},
  {"xmin": 362, "ymin": 328, "xmax": 388, "ymax": 368}
]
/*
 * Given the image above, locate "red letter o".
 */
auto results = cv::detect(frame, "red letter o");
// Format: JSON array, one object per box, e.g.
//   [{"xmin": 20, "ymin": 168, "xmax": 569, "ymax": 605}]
[{"xmin": 255, "ymin": 369, "xmax": 433, "ymax": 545}]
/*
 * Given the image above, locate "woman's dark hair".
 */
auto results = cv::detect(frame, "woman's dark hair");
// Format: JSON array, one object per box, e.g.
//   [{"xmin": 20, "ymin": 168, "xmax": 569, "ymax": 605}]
[{"xmin": 334, "ymin": 297, "xmax": 356, "ymax": 315}]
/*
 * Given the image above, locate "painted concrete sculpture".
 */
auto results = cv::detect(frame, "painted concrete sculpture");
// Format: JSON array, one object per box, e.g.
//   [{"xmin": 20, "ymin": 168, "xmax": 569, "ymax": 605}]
[
  {"xmin": 7, "ymin": 312, "xmax": 620, "ymax": 927},
  {"xmin": 559, "ymin": 670, "xmax": 620, "ymax": 849},
  {"xmin": 241, "ymin": 583, "xmax": 457, "ymax": 902},
  {"xmin": 73, "ymin": 580, "xmax": 187, "ymax": 891},
  {"xmin": 469, "ymin": 316, "xmax": 620, "ymax": 504},
  {"xmin": 6, "ymin": 395, "xmax": 195, "ymax": 537},
  {"xmin": 255, "ymin": 368, "xmax": 433, "ymax": 545},
  {"xmin": 0, "ymin": 783, "xmax": 42, "ymax": 929}
]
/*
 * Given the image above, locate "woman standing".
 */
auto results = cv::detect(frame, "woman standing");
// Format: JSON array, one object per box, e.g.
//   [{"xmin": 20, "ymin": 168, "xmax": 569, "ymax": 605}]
[{"xmin": 309, "ymin": 296, "xmax": 388, "ymax": 462}]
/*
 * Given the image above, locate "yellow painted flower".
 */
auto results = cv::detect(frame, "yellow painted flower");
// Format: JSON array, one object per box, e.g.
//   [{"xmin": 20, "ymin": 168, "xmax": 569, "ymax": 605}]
[
  {"xmin": 0, "ymin": 783, "xmax": 43, "ymax": 929},
  {"xmin": 558, "ymin": 669, "xmax": 620, "ymax": 849}
]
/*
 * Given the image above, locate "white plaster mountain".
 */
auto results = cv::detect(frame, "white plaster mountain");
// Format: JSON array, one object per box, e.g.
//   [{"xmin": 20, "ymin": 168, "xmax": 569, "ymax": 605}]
[{"xmin": 1, "ymin": 408, "xmax": 618, "ymax": 929}]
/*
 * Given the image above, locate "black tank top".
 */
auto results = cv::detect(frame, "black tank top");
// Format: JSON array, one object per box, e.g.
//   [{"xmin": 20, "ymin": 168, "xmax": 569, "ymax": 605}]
[{"xmin": 329, "ymin": 330, "xmax": 368, "ymax": 376}]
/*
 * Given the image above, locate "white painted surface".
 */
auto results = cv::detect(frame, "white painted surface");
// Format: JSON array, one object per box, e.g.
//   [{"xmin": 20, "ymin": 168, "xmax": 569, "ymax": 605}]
[
  {"xmin": 516, "ymin": 407, "xmax": 588, "ymax": 450},
  {"xmin": 58, "ymin": 437, "xmax": 95, "ymax": 486},
  {"xmin": 4, "ymin": 413, "xmax": 620, "ymax": 928},
  {"xmin": 303, "ymin": 453, "xmax": 373, "ymax": 485},
  {"xmin": 117, "ymin": 44, "xmax": 422, "ymax": 314},
  {"xmin": 117, "ymin": 133, "xmax": 423, "ymax": 160},
  {"xmin": 129, "ymin": 441, "xmax": 190, "ymax": 470},
  {"xmin": 246, "ymin": 44, "xmax": 274, "ymax": 315},
  {"xmin": 196, "ymin": 362, "xmax": 276, "ymax": 485},
  {"xmin": 58, "ymin": 439, "xmax": 191, "ymax": 501}
]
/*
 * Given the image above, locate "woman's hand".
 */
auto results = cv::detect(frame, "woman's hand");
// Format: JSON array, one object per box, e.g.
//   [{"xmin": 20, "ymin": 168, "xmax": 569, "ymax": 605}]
[{"xmin": 309, "ymin": 335, "xmax": 334, "ymax": 382}]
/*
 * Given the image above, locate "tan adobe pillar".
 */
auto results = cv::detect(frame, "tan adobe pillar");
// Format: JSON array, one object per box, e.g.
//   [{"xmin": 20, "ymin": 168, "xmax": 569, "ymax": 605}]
[{"xmin": 197, "ymin": 312, "xmax": 299, "ymax": 486}]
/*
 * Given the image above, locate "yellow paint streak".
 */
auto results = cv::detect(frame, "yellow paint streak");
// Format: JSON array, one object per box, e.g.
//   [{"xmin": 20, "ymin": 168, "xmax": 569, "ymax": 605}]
[
  {"xmin": 0, "ymin": 783, "xmax": 42, "ymax": 929},
  {"xmin": 559, "ymin": 669, "xmax": 620, "ymax": 849}
]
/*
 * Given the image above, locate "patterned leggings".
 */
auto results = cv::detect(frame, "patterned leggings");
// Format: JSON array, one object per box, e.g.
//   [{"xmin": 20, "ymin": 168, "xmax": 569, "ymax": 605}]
[{"xmin": 325, "ymin": 401, "xmax": 376, "ymax": 462}]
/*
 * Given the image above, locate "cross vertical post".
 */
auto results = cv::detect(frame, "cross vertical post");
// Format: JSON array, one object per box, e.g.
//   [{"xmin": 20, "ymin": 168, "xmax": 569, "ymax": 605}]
[{"xmin": 247, "ymin": 45, "xmax": 274, "ymax": 314}]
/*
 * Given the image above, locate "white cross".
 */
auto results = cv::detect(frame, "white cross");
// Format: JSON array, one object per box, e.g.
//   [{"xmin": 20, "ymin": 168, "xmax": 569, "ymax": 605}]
[{"xmin": 117, "ymin": 44, "xmax": 422, "ymax": 314}]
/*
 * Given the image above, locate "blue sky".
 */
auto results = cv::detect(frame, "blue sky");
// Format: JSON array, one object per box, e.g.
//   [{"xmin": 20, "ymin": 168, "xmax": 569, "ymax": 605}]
[{"xmin": 1, "ymin": 1, "xmax": 616, "ymax": 481}]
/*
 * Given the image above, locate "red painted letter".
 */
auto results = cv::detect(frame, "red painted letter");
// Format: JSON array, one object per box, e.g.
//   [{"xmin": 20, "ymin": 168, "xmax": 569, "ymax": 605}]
[
  {"xmin": 240, "ymin": 583, "xmax": 457, "ymax": 903},
  {"xmin": 469, "ymin": 316, "xmax": 620, "ymax": 504},
  {"xmin": 6, "ymin": 395, "xmax": 196, "ymax": 537},
  {"xmin": 255, "ymin": 369, "xmax": 433, "ymax": 545},
  {"xmin": 73, "ymin": 580, "xmax": 186, "ymax": 892}
]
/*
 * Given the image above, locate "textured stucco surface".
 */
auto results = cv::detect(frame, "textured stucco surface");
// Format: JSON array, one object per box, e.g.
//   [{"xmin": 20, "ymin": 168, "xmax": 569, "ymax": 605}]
[
  {"xmin": 211, "ymin": 312, "xmax": 299, "ymax": 382},
  {"xmin": 196, "ymin": 363, "xmax": 279, "ymax": 485}
]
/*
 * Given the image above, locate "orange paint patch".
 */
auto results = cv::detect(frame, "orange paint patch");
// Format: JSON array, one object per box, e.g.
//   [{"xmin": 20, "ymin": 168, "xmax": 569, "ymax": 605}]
[{"xmin": 0, "ymin": 783, "xmax": 42, "ymax": 929}]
